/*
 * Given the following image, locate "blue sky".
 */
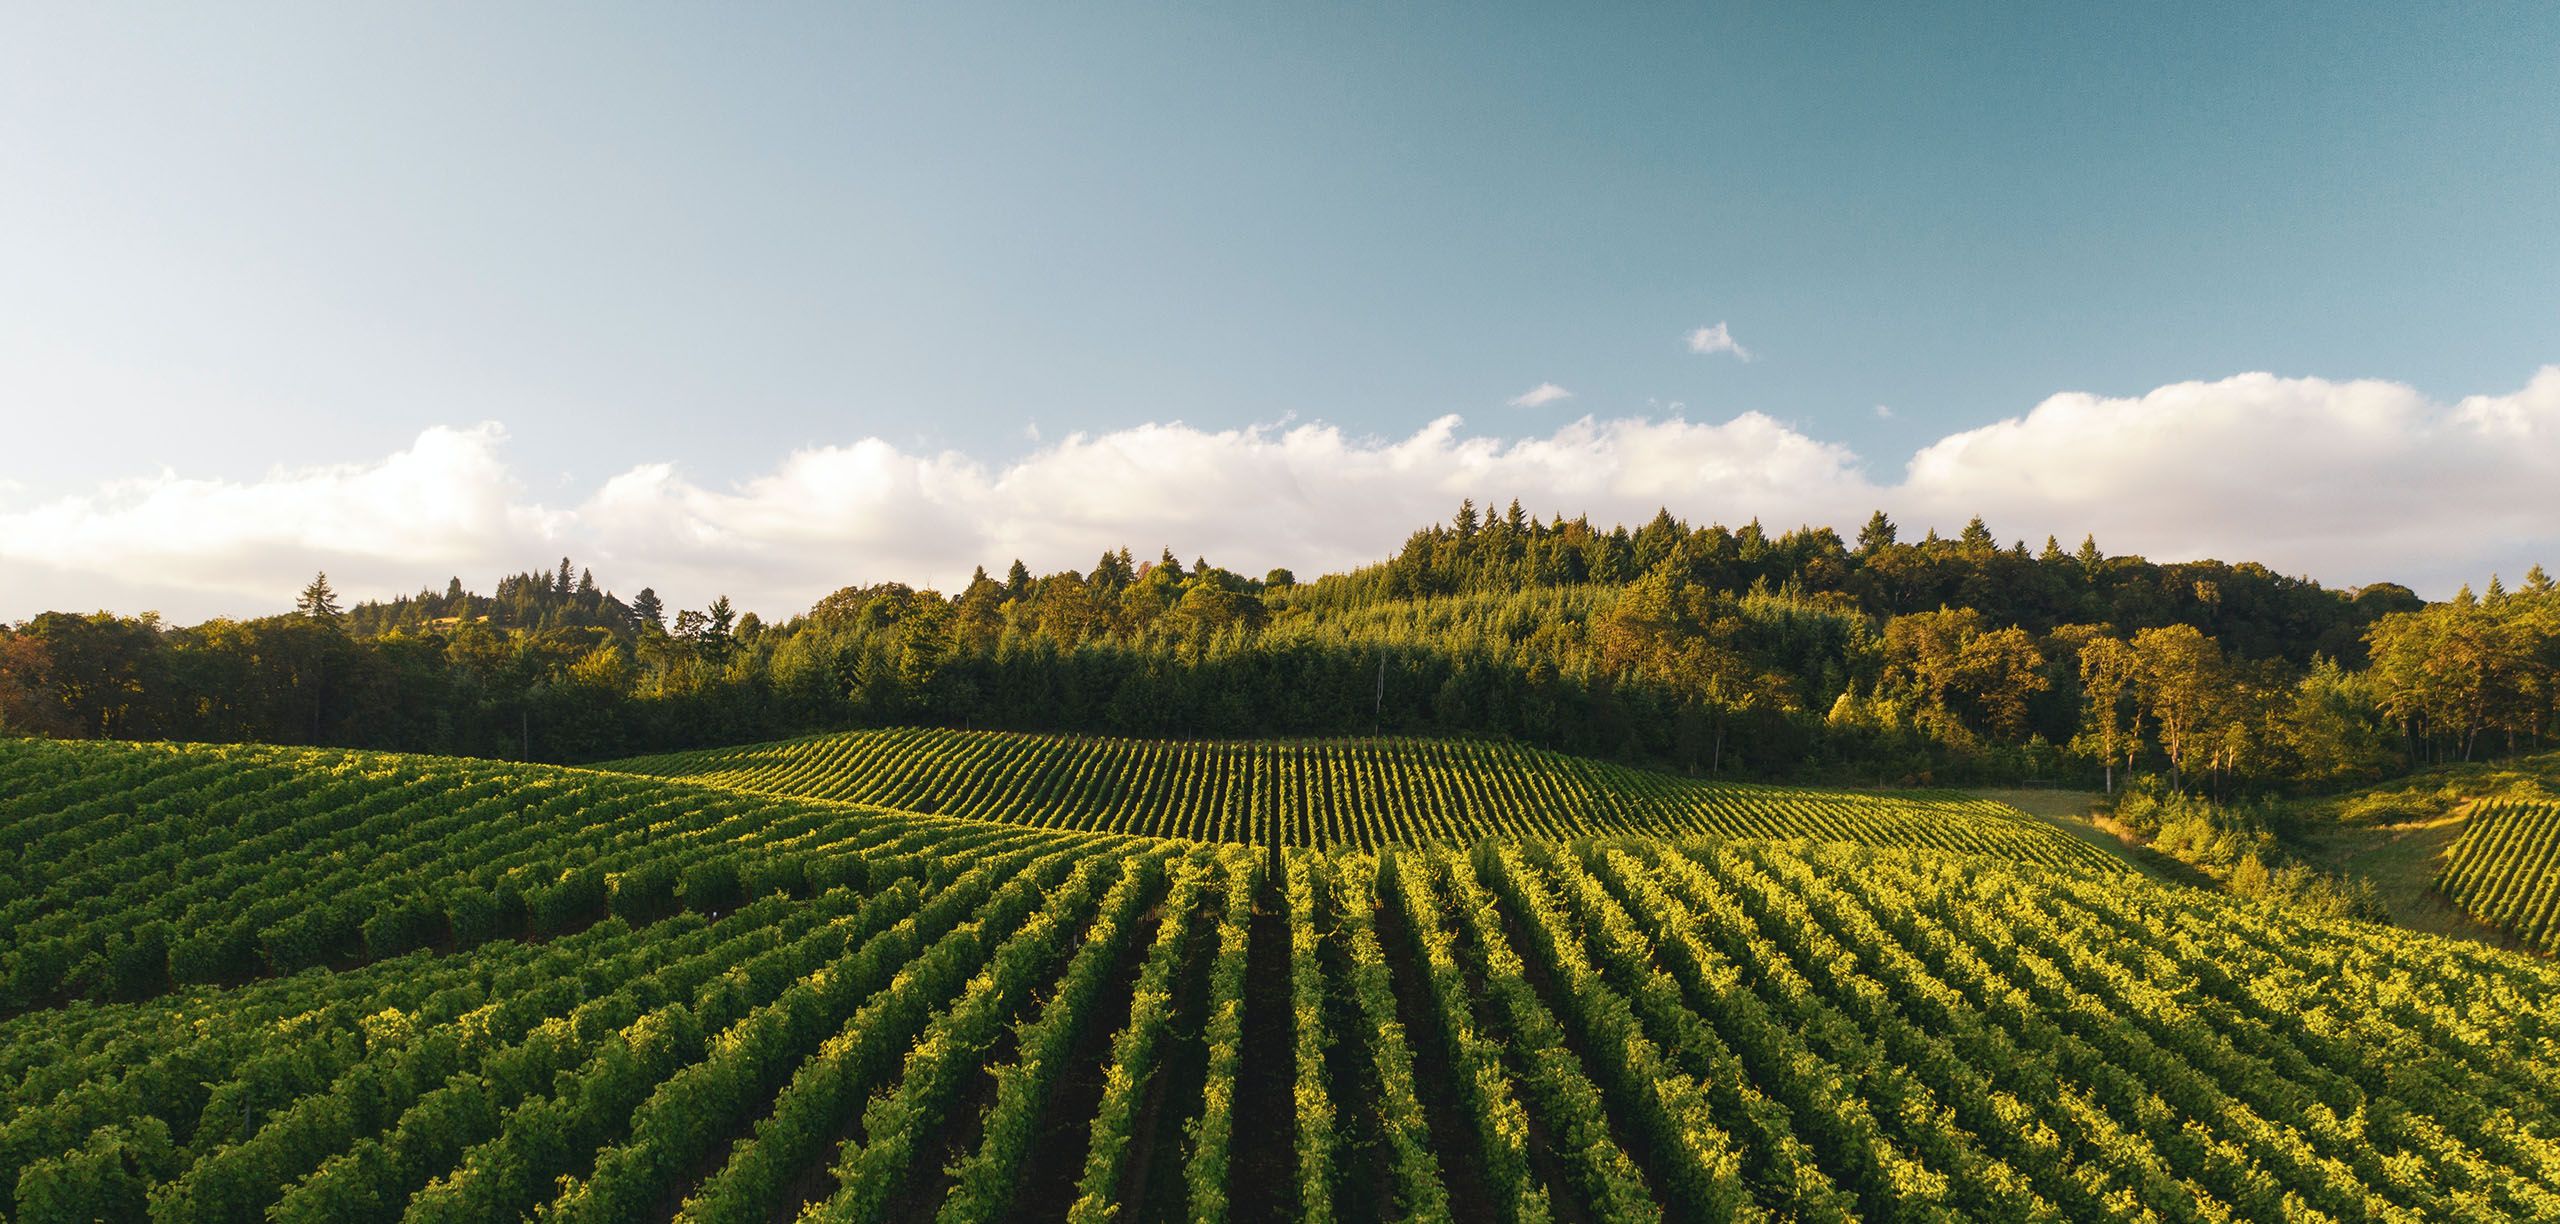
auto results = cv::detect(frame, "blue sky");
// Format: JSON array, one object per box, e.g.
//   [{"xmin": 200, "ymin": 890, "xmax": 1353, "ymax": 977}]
[{"xmin": 4, "ymin": 5, "xmax": 2557, "ymax": 618}]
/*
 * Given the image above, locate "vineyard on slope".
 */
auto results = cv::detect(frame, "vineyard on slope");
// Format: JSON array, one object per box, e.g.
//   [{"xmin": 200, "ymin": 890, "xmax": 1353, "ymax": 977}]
[
  {"xmin": 8, "ymin": 740, "xmax": 2560, "ymax": 1220},
  {"xmin": 2438, "ymin": 800, "xmax": 2560, "ymax": 952},
  {"xmin": 599, "ymin": 727, "xmax": 2107, "ymax": 864}
]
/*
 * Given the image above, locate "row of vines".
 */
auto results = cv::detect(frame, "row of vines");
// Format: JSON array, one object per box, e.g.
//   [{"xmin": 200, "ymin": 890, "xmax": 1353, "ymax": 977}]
[
  {"xmin": 9, "ymin": 740, "xmax": 2560, "ymax": 1220},
  {"xmin": 2438, "ymin": 800, "xmax": 2560, "ymax": 952},
  {"xmin": 602, "ymin": 726, "xmax": 2106, "ymax": 862}
]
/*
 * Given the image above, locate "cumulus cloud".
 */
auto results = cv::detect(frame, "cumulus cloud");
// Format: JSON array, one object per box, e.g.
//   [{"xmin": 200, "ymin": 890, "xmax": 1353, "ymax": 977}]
[
  {"xmin": 0, "ymin": 424, "xmax": 557, "ymax": 614},
  {"xmin": 1507, "ymin": 382, "xmax": 1575, "ymax": 408},
  {"xmin": 1896, "ymin": 368, "xmax": 2560, "ymax": 591},
  {"xmin": 1685, "ymin": 322, "xmax": 1751, "ymax": 360},
  {"xmin": 4, "ymin": 367, "xmax": 2557, "ymax": 621}
]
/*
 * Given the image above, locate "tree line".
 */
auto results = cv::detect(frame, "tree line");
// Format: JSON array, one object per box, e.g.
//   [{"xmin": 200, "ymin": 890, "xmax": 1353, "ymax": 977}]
[{"xmin": 2, "ymin": 505, "xmax": 2553, "ymax": 795}]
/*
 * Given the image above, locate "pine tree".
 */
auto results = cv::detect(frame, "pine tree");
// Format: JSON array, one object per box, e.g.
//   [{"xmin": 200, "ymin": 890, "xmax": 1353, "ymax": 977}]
[
  {"xmin": 1959, "ymin": 516, "xmax": 1996, "ymax": 554},
  {"xmin": 704, "ymin": 595, "xmax": 736, "ymax": 654},
  {"xmin": 1005, "ymin": 560, "xmax": 1032, "ymax": 601},
  {"xmin": 1454, "ymin": 498, "xmax": 1479, "ymax": 539},
  {"xmin": 630, "ymin": 587, "xmax": 666, "ymax": 633},
  {"xmin": 2076, "ymin": 534, "xmax": 2104, "ymax": 574},
  {"xmin": 576, "ymin": 568, "xmax": 598, "ymax": 597},
  {"xmin": 1856, "ymin": 510, "xmax": 1897, "ymax": 554},
  {"xmin": 554, "ymin": 557, "xmax": 573, "ymax": 596},
  {"xmin": 296, "ymin": 573, "xmax": 343, "ymax": 626}
]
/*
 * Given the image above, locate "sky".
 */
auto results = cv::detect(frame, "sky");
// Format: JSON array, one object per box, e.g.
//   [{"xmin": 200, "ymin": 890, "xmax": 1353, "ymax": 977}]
[{"xmin": 3, "ymin": 4, "xmax": 2556, "ymax": 621}]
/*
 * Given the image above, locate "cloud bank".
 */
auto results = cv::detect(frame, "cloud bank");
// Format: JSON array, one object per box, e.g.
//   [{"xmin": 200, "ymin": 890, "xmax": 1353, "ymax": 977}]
[{"xmin": 5, "ymin": 368, "xmax": 2556, "ymax": 621}]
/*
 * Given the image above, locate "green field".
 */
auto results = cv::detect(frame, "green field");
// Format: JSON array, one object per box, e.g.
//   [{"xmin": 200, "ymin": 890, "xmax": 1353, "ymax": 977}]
[
  {"xmin": 8, "ymin": 735, "xmax": 2560, "ymax": 1221},
  {"xmin": 2438, "ymin": 800, "xmax": 2560, "ymax": 953},
  {"xmin": 602, "ymin": 727, "xmax": 2107, "ymax": 865}
]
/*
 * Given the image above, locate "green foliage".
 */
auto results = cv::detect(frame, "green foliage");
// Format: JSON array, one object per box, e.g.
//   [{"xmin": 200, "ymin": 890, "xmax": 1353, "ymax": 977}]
[
  {"xmin": 606, "ymin": 726, "xmax": 2110, "ymax": 863},
  {"xmin": 11, "ymin": 736, "xmax": 2560, "ymax": 1220},
  {"xmin": 7, "ymin": 504, "xmax": 2500, "ymax": 792},
  {"xmin": 2438, "ymin": 800, "xmax": 2560, "ymax": 951},
  {"xmin": 2116, "ymin": 782, "xmax": 2386, "ymax": 920}
]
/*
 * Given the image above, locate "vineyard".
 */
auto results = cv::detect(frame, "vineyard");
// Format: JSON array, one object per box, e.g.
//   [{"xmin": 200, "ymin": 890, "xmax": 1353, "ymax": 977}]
[
  {"xmin": 8, "ymin": 739, "xmax": 2560, "ymax": 1220},
  {"xmin": 600, "ymin": 727, "xmax": 2107, "ymax": 865},
  {"xmin": 2438, "ymin": 800, "xmax": 2560, "ymax": 952}
]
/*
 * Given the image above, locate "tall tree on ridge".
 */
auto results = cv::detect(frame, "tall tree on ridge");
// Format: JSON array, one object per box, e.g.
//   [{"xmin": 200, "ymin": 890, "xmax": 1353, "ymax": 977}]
[
  {"xmin": 296, "ymin": 573, "xmax": 343, "ymax": 627},
  {"xmin": 630, "ymin": 588, "xmax": 665, "ymax": 634}
]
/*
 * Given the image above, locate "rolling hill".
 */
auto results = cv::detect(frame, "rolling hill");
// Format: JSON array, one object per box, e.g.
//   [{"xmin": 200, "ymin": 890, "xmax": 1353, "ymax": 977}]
[
  {"xmin": 599, "ymin": 727, "xmax": 2107, "ymax": 866},
  {"xmin": 7, "ymin": 736, "xmax": 2560, "ymax": 1219}
]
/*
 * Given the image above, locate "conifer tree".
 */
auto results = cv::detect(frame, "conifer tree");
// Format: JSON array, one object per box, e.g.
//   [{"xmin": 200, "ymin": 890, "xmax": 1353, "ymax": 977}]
[
  {"xmin": 1856, "ymin": 510, "xmax": 1897, "ymax": 554},
  {"xmin": 295, "ymin": 573, "xmax": 343, "ymax": 626},
  {"xmin": 630, "ymin": 587, "xmax": 666, "ymax": 633}
]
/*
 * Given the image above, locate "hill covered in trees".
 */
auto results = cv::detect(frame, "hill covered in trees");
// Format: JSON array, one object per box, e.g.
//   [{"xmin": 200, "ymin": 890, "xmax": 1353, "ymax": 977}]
[{"xmin": 3, "ymin": 503, "xmax": 2551, "ymax": 795}]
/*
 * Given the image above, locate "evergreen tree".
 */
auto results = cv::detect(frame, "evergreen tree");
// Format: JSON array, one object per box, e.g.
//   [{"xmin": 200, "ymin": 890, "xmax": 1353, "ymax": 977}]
[
  {"xmin": 555, "ymin": 557, "xmax": 574, "ymax": 595},
  {"xmin": 1005, "ymin": 560, "xmax": 1032, "ymax": 601},
  {"xmin": 1856, "ymin": 510, "xmax": 1897, "ymax": 554},
  {"xmin": 576, "ymin": 568, "xmax": 598, "ymax": 597},
  {"xmin": 630, "ymin": 587, "xmax": 666, "ymax": 633},
  {"xmin": 1959, "ymin": 516, "xmax": 1996, "ymax": 553},
  {"xmin": 295, "ymin": 573, "xmax": 343, "ymax": 626}
]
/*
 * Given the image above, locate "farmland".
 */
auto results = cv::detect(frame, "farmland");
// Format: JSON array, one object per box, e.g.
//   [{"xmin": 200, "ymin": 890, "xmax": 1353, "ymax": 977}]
[
  {"xmin": 8, "ymin": 737, "xmax": 2560, "ymax": 1221},
  {"xmin": 602, "ymin": 727, "xmax": 2104, "ymax": 865},
  {"xmin": 2438, "ymin": 801, "xmax": 2560, "ymax": 954}
]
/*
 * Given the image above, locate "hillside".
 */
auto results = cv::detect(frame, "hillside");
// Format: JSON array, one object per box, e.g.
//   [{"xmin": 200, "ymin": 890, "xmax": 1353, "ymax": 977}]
[
  {"xmin": 600, "ymin": 727, "xmax": 2108, "ymax": 866},
  {"xmin": 2283, "ymin": 750, "xmax": 2560, "ymax": 945},
  {"xmin": 9, "ymin": 739, "xmax": 2560, "ymax": 1220},
  {"xmin": 2437, "ymin": 801, "xmax": 2560, "ymax": 953}
]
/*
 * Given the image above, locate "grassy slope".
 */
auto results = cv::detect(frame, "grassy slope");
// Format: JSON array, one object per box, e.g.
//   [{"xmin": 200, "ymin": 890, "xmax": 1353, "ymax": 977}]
[
  {"xmin": 2283, "ymin": 750, "xmax": 2560, "ymax": 950},
  {"xmin": 1965, "ymin": 787, "xmax": 2218, "ymax": 887}
]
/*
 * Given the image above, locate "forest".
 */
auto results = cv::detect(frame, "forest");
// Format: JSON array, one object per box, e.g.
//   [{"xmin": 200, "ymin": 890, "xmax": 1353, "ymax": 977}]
[{"xmin": 2, "ymin": 502, "xmax": 2552, "ymax": 794}]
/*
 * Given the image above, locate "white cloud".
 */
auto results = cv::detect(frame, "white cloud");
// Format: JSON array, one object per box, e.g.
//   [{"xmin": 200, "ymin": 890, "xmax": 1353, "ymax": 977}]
[
  {"xmin": 1507, "ymin": 382, "xmax": 1574, "ymax": 408},
  {"xmin": 5, "ymin": 367, "xmax": 2558, "ymax": 621},
  {"xmin": 0, "ymin": 424, "xmax": 557, "ymax": 615},
  {"xmin": 1874, "ymin": 404, "xmax": 1895, "ymax": 420},
  {"xmin": 1896, "ymin": 368, "xmax": 2560, "ymax": 590},
  {"xmin": 1685, "ymin": 322, "xmax": 1752, "ymax": 360}
]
